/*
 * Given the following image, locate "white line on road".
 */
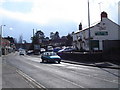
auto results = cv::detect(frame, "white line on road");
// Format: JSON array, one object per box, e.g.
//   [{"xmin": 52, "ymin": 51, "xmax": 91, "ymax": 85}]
[
  {"xmin": 55, "ymin": 75, "xmax": 86, "ymax": 89},
  {"xmin": 70, "ymin": 70, "xmax": 120, "ymax": 85},
  {"xmin": 21, "ymin": 61, "xmax": 86, "ymax": 88},
  {"xmin": 17, "ymin": 70, "xmax": 47, "ymax": 89},
  {"xmin": 19, "ymin": 55, "xmax": 120, "ymax": 85}
]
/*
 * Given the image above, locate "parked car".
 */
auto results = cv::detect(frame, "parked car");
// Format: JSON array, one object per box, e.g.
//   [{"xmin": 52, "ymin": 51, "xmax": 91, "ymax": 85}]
[
  {"xmin": 34, "ymin": 51, "xmax": 40, "ymax": 55},
  {"xmin": 41, "ymin": 52, "xmax": 61, "ymax": 63},
  {"xmin": 19, "ymin": 50, "xmax": 26, "ymax": 55},
  {"xmin": 40, "ymin": 48, "xmax": 46, "ymax": 53},
  {"xmin": 53, "ymin": 47, "xmax": 61, "ymax": 52},
  {"xmin": 47, "ymin": 46, "xmax": 53, "ymax": 51},
  {"xmin": 58, "ymin": 47, "xmax": 75, "ymax": 52},
  {"xmin": 26, "ymin": 50, "xmax": 33, "ymax": 55}
]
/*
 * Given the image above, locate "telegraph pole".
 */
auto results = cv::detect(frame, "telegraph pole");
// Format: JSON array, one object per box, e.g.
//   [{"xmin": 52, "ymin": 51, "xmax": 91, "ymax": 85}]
[
  {"xmin": 88, "ymin": 0, "xmax": 91, "ymax": 53},
  {"xmin": 33, "ymin": 29, "xmax": 35, "ymax": 37},
  {"xmin": 98, "ymin": 2, "xmax": 102, "ymax": 13},
  {"xmin": 98, "ymin": 2, "xmax": 102, "ymax": 20}
]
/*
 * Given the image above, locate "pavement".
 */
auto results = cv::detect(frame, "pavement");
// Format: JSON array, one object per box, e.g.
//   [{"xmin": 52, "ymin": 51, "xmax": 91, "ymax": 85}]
[
  {"xmin": 31, "ymin": 54, "xmax": 120, "ymax": 69},
  {"xmin": 0, "ymin": 57, "xmax": 2, "ymax": 90},
  {"xmin": 2, "ymin": 56, "xmax": 32, "ymax": 88},
  {"xmin": 62, "ymin": 60, "xmax": 120, "ymax": 69}
]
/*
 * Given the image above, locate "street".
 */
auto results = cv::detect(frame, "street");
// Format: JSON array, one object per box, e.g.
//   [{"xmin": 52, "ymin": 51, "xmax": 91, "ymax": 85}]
[{"xmin": 2, "ymin": 52, "xmax": 120, "ymax": 89}]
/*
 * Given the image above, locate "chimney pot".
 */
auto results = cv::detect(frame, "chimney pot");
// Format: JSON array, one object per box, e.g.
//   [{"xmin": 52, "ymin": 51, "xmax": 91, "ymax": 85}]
[
  {"xmin": 101, "ymin": 11, "xmax": 108, "ymax": 21},
  {"xmin": 79, "ymin": 23, "xmax": 82, "ymax": 30}
]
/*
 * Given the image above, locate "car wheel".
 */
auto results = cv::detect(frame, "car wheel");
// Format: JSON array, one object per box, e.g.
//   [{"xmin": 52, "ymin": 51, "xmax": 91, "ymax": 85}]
[
  {"xmin": 46, "ymin": 60, "xmax": 49, "ymax": 63},
  {"xmin": 58, "ymin": 60, "xmax": 61, "ymax": 64},
  {"xmin": 42, "ymin": 59, "xmax": 44, "ymax": 62}
]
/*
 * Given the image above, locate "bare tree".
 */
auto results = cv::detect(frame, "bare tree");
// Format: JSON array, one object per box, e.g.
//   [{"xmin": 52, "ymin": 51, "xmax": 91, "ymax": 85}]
[
  {"xmin": 18, "ymin": 34, "xmax": 23, "ymax": 44},
  {"xmin": 14, "ymin": 38, "xmax": 17, "ymax": 44}
]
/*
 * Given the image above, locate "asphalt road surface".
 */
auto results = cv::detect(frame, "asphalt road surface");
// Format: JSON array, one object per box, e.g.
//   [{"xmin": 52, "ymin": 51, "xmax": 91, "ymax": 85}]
[{"xmin": 2, "ymin": 52, "xmax": 120, "ymax": 89}]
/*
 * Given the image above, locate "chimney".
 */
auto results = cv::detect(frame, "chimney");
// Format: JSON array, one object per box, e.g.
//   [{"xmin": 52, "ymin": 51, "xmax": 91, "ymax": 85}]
[
  {"xmin": 101, "ymin": 11, "xmax": 108, "ymax": 21},
  {"xmin": 79, "ymin": 23, "xmax": 82, "ymax": 30}
]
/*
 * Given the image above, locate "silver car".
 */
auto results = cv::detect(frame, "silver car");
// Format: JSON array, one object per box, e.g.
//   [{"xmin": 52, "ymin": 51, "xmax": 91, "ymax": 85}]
[{"xmin": 19, "ymin": 50, "xmax": 26, "ymax": 55}]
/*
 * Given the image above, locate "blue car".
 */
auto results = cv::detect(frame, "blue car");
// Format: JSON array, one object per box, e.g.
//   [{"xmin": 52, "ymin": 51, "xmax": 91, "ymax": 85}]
[{"xmin": 41, "ymin": 52, "xmax": 61, "ymax": 63}]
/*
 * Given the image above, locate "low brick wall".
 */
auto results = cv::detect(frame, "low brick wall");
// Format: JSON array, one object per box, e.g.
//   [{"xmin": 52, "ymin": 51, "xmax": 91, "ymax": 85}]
[
  {"xmin": 103, "ymin": 47, "xmax": 120, "ymax": 63},
  {"xmin": 57, "ymin": 52, "xmax": 104, "ymax": 62},
  {"xmin": 102, "ymin": 52, "xmax": 120, "ymax": 63}
]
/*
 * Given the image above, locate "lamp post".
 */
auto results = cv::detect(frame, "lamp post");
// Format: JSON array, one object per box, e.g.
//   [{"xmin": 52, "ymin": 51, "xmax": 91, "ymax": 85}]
[
  {"xmin": 88, "ymin": 0, "xmax": 91, "ymax": 53},
  {"xmin": 0, "ymin": 25, "xmax": 6, "ymax": 56}
]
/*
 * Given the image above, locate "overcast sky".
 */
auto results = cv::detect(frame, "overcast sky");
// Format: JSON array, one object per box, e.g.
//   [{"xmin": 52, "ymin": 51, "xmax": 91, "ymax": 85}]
[{"xmin": 0, "ymin": 0, "xmax": 119, "ymax": 42}]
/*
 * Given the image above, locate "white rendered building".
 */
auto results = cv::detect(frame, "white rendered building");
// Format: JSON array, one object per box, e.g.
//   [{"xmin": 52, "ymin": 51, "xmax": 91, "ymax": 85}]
[{"xmin": 73, "ymin": 12, "xmax": 120, "ymax": 51}]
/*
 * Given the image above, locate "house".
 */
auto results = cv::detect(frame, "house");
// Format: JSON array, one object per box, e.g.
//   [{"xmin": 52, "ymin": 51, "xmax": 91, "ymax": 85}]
[
  {"xmin": 73, "ymin": 11, "xmax": 120, "ymax": 51},
  {"xmin": 1, "ymin": 38, "xmax": 11, "ymax": 55},
  {"xmin": 4, "ymin": 36, "xmax": 16, "ymax": 51}
]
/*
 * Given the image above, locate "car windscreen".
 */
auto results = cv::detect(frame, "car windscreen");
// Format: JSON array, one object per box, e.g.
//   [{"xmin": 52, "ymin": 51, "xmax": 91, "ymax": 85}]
[{"xmin": 44, "ymin": 52, "xmax": 56, "ymax": 56}]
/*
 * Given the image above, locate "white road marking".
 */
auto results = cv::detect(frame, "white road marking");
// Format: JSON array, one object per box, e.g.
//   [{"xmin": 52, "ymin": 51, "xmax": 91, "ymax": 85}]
[
  {"xmin": 56, "ymin": 76, "xmax": 86, "ymax": 89},
  {"xmin": 19, "ymin": 61, "xmax": 86, "ymax": 88},
  {"xmin": 70, "ymin": 70, "xmax": 119, "ymax": 84},
  {"xmin": 52, "ymin": 64, "xmax": 66, "ymax": 67},
  {"xmin": 17, "ymin": 70, "xmax": 46, "ymax": 89},
  {"xmin": 19, "ymin": 55, "xmax": 119, "ymax": 85},
  {"xmin": 23, "ymin": 60, "xmax": 120, "ymax": 85},
  {"xmin": 66, "ymin": 66, "xmax": 90, "ymax": 71}
]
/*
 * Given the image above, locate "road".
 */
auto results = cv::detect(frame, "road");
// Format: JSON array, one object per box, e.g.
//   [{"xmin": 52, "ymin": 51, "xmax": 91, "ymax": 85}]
[{"xmin": 2, "ymin": 52, "xmax": 120, "ymax": 89}]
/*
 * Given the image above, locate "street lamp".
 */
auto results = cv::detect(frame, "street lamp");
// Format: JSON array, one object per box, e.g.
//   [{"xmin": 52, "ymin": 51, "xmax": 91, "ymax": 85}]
[{"xmin": 0, "ymin": 25, "xmax": 6, "ymax": 56}]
